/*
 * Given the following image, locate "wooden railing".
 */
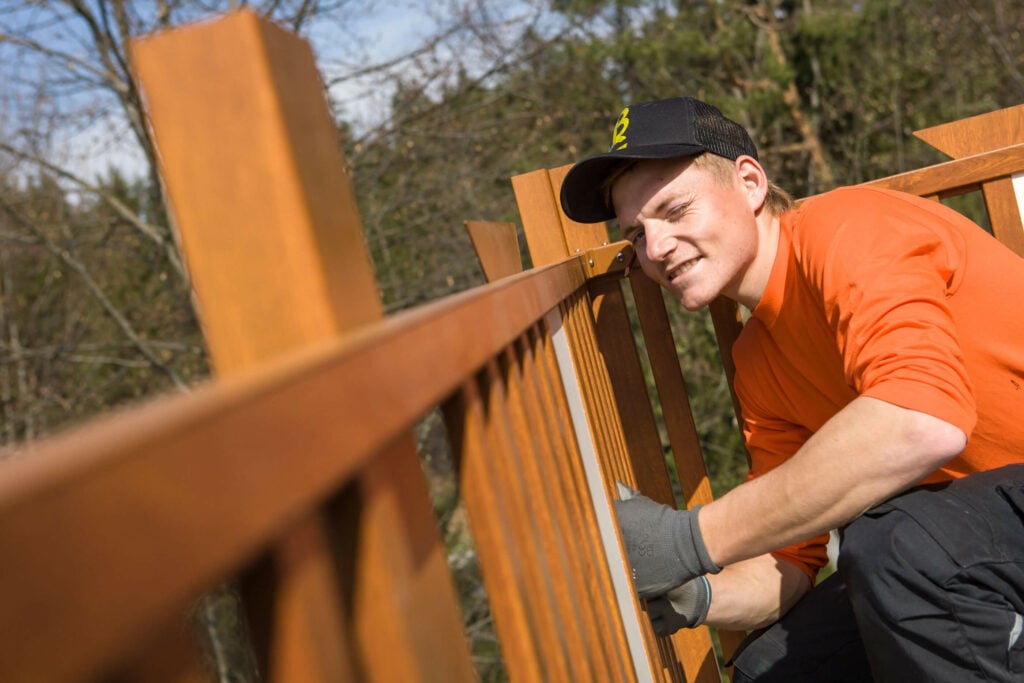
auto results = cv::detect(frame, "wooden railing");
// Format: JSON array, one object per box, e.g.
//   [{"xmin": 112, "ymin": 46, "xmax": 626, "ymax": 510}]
[{"xmin": 0, "ymin": 9, "xmax": 1022, "ymax": 683}]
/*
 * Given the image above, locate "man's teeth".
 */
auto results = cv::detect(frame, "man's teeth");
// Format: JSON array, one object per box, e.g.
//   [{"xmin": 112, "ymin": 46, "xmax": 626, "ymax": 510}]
[{"xmin": 669, "ymin": 258, "xmax": 699, "ymax": 279}]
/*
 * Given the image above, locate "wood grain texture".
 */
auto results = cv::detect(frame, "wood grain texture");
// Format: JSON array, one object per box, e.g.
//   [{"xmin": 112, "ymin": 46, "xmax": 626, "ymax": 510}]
[
  {"xmin": 465, "ymin": 220, "xmax": 523, "ymax": 281},
  {"xmin": 131, "ymin": 9, "xmax": 381, "ymax": 376},
  {"xmin": 863, "ymin": 142, "xmax": 1024, "ymax": 198}
]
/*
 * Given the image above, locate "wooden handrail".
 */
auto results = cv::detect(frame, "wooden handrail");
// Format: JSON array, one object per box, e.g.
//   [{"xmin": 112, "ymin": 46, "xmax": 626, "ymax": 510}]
[{"xmin": 864, "ymin": 141, "xmax": 1024, "ymax": 198}]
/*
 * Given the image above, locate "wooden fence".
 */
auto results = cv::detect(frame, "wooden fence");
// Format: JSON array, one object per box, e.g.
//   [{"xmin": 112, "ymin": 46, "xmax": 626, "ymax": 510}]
[{"xmin": 0, "ymin": 9, "xmax": 1022, "ymax": 683}]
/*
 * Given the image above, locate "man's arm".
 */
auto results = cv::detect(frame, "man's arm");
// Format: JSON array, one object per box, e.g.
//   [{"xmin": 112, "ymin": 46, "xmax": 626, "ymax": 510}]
[
  {"xmin": 704, "ymin": 554, "xmax": 811, "ymax": 630},
  {"xmin": 700, "ymin": 395, "xmax": 966, "ymax": 568}
]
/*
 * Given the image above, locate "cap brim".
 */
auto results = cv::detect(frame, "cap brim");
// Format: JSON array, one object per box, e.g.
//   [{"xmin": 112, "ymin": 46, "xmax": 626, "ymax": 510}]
[{"xmin": 559, "ymin": 143, "xmax": 706, "ymax": 224}]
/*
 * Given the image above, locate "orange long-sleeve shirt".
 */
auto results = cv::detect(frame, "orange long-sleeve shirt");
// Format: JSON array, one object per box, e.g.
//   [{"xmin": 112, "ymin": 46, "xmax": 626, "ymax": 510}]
[{"xmin": 732, "ymin": 186, "xmax": 1024, "ymax": 581}]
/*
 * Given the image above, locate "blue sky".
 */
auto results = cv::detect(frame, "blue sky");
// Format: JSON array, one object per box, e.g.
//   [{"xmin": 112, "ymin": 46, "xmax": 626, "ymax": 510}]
[{"xmin": 1, "ymin": 2, "xmax": 455, "ymax": 185}]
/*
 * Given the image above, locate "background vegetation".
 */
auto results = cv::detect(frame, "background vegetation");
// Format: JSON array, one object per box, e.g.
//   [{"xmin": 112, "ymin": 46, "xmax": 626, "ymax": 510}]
[{"xmin": 2, "ymin": 0, "xmax": 1022, "ymax": 679}]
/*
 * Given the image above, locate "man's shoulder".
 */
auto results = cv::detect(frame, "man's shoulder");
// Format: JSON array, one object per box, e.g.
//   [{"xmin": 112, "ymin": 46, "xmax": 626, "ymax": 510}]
[{"xmin": 792, "ymin": 185, "xmax": 916, "ymax": 221}]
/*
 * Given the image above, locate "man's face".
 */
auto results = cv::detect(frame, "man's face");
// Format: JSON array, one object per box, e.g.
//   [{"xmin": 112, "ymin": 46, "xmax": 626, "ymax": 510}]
[{"xmin": 612, "ymin": 156, "xmax": 761, "ymax": 311}]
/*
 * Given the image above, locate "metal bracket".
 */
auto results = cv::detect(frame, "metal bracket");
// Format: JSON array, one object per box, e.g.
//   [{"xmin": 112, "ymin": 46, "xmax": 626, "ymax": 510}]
[{"xmin": 582, "ymin": 240, "xmax": 633, "ymax": 279}]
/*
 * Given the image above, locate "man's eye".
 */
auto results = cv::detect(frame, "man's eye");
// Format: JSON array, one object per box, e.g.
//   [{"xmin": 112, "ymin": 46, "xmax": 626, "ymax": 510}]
[{"xmin": 628, "ymin": 230, "xmax": 645, "ymax": 244}]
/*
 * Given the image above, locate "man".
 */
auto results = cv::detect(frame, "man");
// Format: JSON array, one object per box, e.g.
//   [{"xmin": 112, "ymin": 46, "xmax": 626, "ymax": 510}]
[{"xmin": 559, "ymin": 96, "xmax": 1024, "ymax": 681}]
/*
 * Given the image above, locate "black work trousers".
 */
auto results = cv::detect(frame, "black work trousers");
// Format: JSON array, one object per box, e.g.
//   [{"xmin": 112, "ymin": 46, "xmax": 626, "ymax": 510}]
[{"xmin": 731, "ymin": 464, "xmax": 1024, "ymax": 682}]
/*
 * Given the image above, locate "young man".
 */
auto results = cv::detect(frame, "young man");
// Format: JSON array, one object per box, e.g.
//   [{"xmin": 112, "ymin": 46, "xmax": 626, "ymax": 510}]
[{"xmin": 559, "ymin": 96, "xmax": 1024, "ymax": 681}]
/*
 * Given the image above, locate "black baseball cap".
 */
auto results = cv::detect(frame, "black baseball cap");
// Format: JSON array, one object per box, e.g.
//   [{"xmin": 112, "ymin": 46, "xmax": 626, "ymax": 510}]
[{"xmin": 560, "ymin": 97, "xmax": 758, "ymax": 224}]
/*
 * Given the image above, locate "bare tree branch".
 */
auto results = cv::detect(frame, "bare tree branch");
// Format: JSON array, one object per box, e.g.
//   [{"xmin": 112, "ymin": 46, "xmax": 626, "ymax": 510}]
[
  {"xmin": 0, "ymin": 194, "xmax": 188, "ymax": 391},
  {"xmin": 0, "ymin": 141, "xmax": 187, "ymax": 282}
]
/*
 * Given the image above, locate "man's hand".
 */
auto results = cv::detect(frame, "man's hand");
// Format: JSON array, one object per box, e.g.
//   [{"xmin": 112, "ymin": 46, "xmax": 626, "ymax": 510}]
[
  {"xmin": 614, "ymin": 493, "xmax": 720, "ymax": 598},
  {"xmin": 647, "ymin": 576, "xmax": 712, "ymax": 636}
]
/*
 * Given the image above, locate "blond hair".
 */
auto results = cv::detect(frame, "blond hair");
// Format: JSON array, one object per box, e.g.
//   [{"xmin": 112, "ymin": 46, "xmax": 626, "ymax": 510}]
[
  {"xmin": 692, "ymin": 153, "xmax": 793, "ymax": 215},
  {"xmin": 601, "ymin": 153, "xmax": 793, "ymax": 218}
]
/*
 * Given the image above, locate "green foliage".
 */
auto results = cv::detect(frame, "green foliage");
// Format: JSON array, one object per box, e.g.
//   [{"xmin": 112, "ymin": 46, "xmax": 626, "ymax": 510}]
[{"xmin": 0, "ymin": 172, "xmax": 206, "ymax": 449}]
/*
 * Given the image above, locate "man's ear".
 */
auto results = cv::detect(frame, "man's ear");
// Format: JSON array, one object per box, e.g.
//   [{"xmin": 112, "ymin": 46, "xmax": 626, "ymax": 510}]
[{"xmin": 735, "ymin": 156, "xmax": 768, "ymax": 212}]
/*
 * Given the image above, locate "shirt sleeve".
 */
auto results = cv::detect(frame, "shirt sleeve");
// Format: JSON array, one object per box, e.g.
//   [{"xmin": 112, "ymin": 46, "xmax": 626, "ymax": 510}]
[{"xmin": 796, "ymin": 188, "xmax": 977, "ymax": 435}]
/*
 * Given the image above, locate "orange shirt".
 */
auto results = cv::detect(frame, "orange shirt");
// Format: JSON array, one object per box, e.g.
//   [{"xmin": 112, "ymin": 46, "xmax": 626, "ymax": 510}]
[{"xmin": 733, "ymin": 186, "xmax": 1024, "ymax": 581}]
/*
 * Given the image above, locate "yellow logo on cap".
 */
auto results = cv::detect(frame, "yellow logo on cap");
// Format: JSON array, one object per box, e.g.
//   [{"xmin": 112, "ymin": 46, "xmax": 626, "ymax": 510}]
[{"xmin": 611, "ymin": 107, "xmax": 630, "ymax": 151}]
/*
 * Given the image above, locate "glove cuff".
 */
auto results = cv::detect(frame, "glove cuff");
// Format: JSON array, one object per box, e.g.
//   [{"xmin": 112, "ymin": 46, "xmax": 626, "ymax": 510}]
[
  {"xmin": 682, "ymin": 505, "xmax": 722, "ymax": 576},
  {"xmin": 692, "ymin": 575, "xmax": 712, "ymax": 626}
]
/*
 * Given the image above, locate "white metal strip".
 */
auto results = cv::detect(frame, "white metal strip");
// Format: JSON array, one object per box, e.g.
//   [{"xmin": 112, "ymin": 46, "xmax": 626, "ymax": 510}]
[
  {"xmin": 544, "ymin": 307, "xmax": 654, "ymax": 683},
  {"xmin": 1012, "ymin": 172, "xmax": 1024, "ymax": 226}
]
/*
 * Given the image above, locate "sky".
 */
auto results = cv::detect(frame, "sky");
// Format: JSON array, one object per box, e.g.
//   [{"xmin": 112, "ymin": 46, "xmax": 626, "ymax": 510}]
[{"xmin": 3, "ymin": 1, "xmax": 454, "ymax": 186}]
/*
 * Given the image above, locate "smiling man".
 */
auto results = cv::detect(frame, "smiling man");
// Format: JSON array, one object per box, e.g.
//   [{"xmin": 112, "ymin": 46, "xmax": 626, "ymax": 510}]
[{"xmin": 560, "ymin": 97, "xmax": 1024, "ymax": 682}]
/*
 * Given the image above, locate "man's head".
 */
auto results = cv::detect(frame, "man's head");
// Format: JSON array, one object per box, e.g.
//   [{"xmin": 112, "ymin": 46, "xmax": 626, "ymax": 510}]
[
  {"xmin": 560, "ymin": 97, "xmax": 760, "ymax": 224},
  {"xmin": 561, "ymin": 97, "xmax": 790, "ymax": 311}
]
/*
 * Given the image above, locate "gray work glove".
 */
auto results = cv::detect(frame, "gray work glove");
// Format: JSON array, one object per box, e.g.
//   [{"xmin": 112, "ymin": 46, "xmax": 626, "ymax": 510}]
[
  {"xmin": 646, "ymin": 576, "xmax": 712, "ymax": 636},
  {"xmin": 614, "ymin": 493, "xmax": 721, "ymax": 598}
]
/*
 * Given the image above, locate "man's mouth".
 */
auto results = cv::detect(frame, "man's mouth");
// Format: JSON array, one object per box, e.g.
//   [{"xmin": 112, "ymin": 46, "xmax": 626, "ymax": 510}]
[{"xmin": 667, "ymin": 257, "xmax": 701, "ymax": 281}]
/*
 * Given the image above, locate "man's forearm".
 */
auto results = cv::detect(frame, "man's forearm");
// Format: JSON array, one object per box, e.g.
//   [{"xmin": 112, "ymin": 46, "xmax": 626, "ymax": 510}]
[
  {"xmin": 705, "ymin": 554, "xmax": 811, "ymax": 630},
  {"xmin": 700, "ymin": 396, "xmax": 966, "ymax": 568}
]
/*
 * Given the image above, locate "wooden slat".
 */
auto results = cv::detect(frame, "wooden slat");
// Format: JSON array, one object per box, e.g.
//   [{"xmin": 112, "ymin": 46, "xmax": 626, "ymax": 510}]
[
  {"xmin": 587, "ymin": 276, "xmax": 677, "ymax": 507},
  {"xmin": 527, "ymin": 325, "xmax": 638, "ymax": 682},
  {"xmin": 547, "ymin": 163, "xmax": 613, "ymax": 254},
  {"xmin": 913, "ymin": 106, "xmax": 1024, "ymax": 258},
  {"xmin": 707, "ymin": 297, "xmax": 746, "ymax": 456},
  {"xmin": 242, "ymin": 515, "xmax": 358, "ymax": 683},
  {"xmin": 458, "ymin": 363, "xmax": 578, "ymax": 680},
  {"xmin": 467, "ymin": 216, "xmax": 640, "ymax": 679},
  {"xmin": 513, "ymin": 165, "xmax": 612, "ymax": 268},
  {"xmin": 628, "ymin": 276, "xmax": 746, "ymax": 672},
  {"xmin": 513, "ymin": 168, "xmax": 574, "ymax": 265},
  {"xmin": 863, "ymin": 142, "xmax": 1024, "ymax": 199},
  {"xmin": 628, "ymin": 274, "xmax": 712, "ymax": 506},
  {"xmin": 558, "ymin": 291, "xmax": 688, "ymax": 682},
  {"xmin": 347, "ymin": 434, "xmax": 476, "ymax": 683},
  {"xmin": 0, "ymin": 258, "xmax": 582, "ymax": 683},
  {"xmin": 443, "ymin": 382, "xmax": 548, "ymax": 682},
  {"xmin": 130, "ymin": 9, "xmax": 381, "ymax": 376},
  {"xmin": 562, "ymin": 293, "xmax": 633, "ymax": 490},
  {"xmin": 465, "ymin": 220, "xmax": 523, "ymax": 280},
  {"xmin": 466, "ymin": 213, "xmax": 639, "ymax": 679},
  {"xmin": 500, "ymin": 345, "xmax": 602, "ymax": 681},
  {"xmin": 913, "ymin": 105, "xmax": 1024, "ymax": 158}
]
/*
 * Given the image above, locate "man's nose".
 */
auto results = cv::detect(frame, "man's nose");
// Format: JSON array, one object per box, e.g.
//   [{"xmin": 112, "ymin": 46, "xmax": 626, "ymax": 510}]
[{"xmin": 645, "ymin": 222, "xmax": 675, "ymax": 261}]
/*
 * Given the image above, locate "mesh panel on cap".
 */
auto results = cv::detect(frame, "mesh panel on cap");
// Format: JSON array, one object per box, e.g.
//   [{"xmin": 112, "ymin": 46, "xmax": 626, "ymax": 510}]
[{"xmin": 692, "ymin": 99, "xmax": 758, "ymax": 161}]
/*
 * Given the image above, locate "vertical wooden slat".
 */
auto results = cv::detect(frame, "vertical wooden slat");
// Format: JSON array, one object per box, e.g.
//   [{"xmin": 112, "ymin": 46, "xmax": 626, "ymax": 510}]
[
  {"xmin": 708, "ymin": 296, "xmax": 746, "ymax": 455},
  {"xmin": 465, "ymin": 210, "xmax": 642, "ymax": 680},
  {"xmin": 500, "ymin": 345, "xmax": 600, "ymax": 682},
  {"xmin": 478, "ymin": 358, "xmax": 577, "ymax": 680},
  {"xmin": 450, "ymin": 367, "xmax": 576, "ymax": 681},
  {"xmin": 558, "ymin": 292, "xmax": 688, "ymax": 683},
  {"xmin": 527, "ymin": 325, "xmax": 639, "ymax": 682},
  {"xmin": 512, "ymin": 168, "xmax": 574, "ymax": 265},
  {"xmin": 914, "ymin": 105, "xmax": 1024, "ymax": 257},
  {"xmin": 627, "ymin": 274, "xmax": 712, "ymax": 505},
  {"xmin": 547, "ymin": 163, "xmax": 614, "ymax": 254},
  {"xmin": 348, "ymin": 434, "xmax": 477, "ymax": 683},
  {"xmin": 443, "ymin": 385, "xmax": 547, "ymax": 682},
  {"xmin": 464, "ymin": 220, "xmax": 523, "ymax": 280},
  {"xmin": 587, "ymin": 276, "xmax": 678, "ymax": 506},
  {"xmin": 131, "ymin": 9, "xmax": 474, "ymax": 682},
  {"xmin": 562, "ymin": 294, "xmax": 633, "ymax": 489}
]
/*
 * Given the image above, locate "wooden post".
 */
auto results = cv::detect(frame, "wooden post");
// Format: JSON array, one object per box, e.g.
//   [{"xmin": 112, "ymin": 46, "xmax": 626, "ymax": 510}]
[
  {"xmin": 131, "ymin": 9, "xmax": 475, "ymax": 681},
  {"xmin": 914, "ymin": 104, "xmax": 1024, "ymax": 257}
]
